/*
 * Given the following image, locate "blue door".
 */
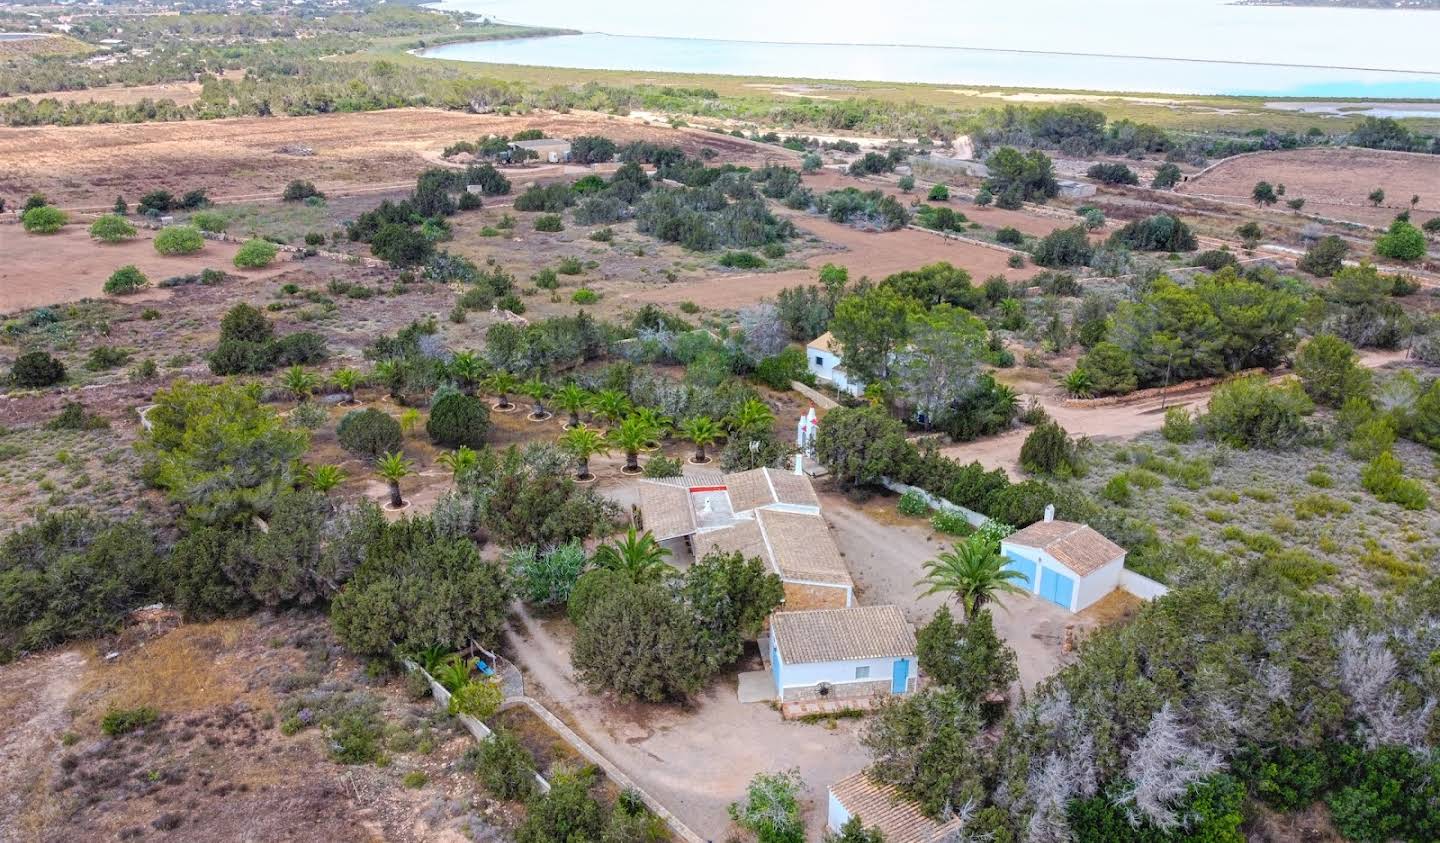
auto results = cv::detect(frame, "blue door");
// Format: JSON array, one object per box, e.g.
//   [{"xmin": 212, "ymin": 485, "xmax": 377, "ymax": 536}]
[
  {"xmin": 891, "ymin": 658, "xmax": 909, "ymax": 693},
  {"xmin": 771, "ymin": 641, "xmax": 783, "ymax": 694},
  {"xmin": 1003, "ymin": 549, "xmax": 1037, "ymax": 591},
  {"xmin": 1039, "ymin": 568, "xmax": 1075, "ymax": 610}
]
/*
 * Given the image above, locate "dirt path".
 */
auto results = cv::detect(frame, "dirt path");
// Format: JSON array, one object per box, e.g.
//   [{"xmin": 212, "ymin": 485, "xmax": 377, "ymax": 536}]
[
  {"xmin": 949, "ymin": 349, "xmax": 1413, "ymax": 477},
  {"xmin": 0, "ymin": 649, "xmax": 85, "ymax": 840}
]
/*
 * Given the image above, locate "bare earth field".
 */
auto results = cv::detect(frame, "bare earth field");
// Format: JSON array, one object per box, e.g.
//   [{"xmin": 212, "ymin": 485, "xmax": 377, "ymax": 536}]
[
  {"xmin": 1, "ymin": 223, "xmax": 293, "ymax": 313},
  {"xmin": 1178, "ymin": 147, "xmax": 1440, "ymax": 228},
  {"xmin": 0, "ymin": 79, "xmax": 206, "ymax": 108},
  {"xmin": 0, "ymin": 108, "xmax": 787, "ymax": 210}
]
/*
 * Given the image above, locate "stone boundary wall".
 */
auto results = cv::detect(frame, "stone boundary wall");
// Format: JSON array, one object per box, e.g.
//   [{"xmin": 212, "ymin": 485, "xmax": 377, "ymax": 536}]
[{"xmin": 790, "ymin": 380, "xmax": 839, "ymax": 410}]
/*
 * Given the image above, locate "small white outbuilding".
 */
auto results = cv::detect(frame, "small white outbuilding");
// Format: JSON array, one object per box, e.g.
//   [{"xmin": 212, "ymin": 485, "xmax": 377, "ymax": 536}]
[
  {"xmin": 999, "ymin": 516, "xmax": 1126, "ymax": 613},
  {"xmin": 806, "ymin": 332, "xmax": 864, "ymax": 397},
  {"xmin": 768, "ymin": 605, "xmax": 917, "ymax": 703}
]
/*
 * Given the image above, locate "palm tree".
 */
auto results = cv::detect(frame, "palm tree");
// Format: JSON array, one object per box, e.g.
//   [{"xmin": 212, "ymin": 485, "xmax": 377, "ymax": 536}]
[
  {"xmin": 679, "ymin": 415, "xmax": 722, "ymax": 463},
  {"xmin": 306, "ymin": 463, "xmax": 345, "ymax": 494},
  {"xmin": 553, "ymin": 383, "xmax": 591, "ymax": 429},
  {"xmin": 726, "ymin": 398, "xmax": 774, "ymax": 436},
  {"xmin": 521, "ymin": 374, "xmax": 552, "ymax": 419},
  {"xmin": 449, "ymin": 351, "xmax": 487, "ymax": 396},
  {"xmin": 593, "ymin": 527, "xmax": 674, "ymax": 583},
  {"xmin": 437, "ymin": 445, "xmax": 479, "ymax": 482},
  {"xmin": 486, "ymin": 370, "xmax": 520, "ymax": 410},
  {"xmin": 376, "ymin": 451, "xmax": 413, "ymax": 509},
  {"xmin": 588, "ymin": 389, "xmax": 631, "ymax": 429},
  {"xmin": 279, "ymin": 365, "xmax": 320, "ymax": 402},
  {"xmin": 916, "ymin": 536, "xmax": 1029, "ymax": 620},
  {"xmin": 332, "ymin": 368, "xmax": 363, "ymax": 404},
  {"xmin": 608, "ymin": 414, "xmax": 652, "ymax": 474},
  {"xmin": 631, "ymin": 406, "xmax": 671, "ymax": 449},
  {"xmin": 559, "ymin": 426, "xmax": 609, "ymax": 480}
]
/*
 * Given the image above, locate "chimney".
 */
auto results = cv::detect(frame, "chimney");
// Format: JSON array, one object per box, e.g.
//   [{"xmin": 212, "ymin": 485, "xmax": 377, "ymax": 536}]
[{"xmin": 1043, "ymin": 504, "xmax": 1055, "ymax": 523}]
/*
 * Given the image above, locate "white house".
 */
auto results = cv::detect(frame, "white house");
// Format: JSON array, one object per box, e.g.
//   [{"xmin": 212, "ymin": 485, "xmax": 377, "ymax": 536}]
[
  {"xmin": 999, "ymin": 515, "xmax": 1126, "ymax": 613},
  {"xmin": 828, "ymin": 771, "xmax": 964, "ymax": 843},
  {"xmin": 768, "ymin": 605, "xmax": 917, "ymax": 703},
  {"xmin": 806, "ymin": 332, "xmax": 864, "ymax": 397},
  {"xmin": 510, "ymin": 138, "xmax": 572, "ymax": 163}
]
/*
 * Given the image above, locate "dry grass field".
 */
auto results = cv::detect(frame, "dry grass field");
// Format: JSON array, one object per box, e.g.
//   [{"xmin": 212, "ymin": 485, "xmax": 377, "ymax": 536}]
[{"xmin": 1178, "ymin": 147, "xmax": 1440, "ymax": 227}]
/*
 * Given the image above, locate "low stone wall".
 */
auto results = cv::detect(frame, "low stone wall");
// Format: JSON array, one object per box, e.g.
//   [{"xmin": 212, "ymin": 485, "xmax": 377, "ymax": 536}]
[
  {"xmin": 1059, "ymin": 367, "xmax": 1266, "ymax": 409},
  {"xmin": 881, "ymin": 478, "xmax": 989, "ymax": 528},
  {"xmin": 790, "ymin": 380, "xmax": 840, "ymax": 410},
  {"xmin": 782, "ymin": 679, "xmax": 892, "ymax": 704}
]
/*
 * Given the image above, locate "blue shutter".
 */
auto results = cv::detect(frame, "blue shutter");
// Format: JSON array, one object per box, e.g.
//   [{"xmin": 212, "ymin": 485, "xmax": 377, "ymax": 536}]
[
  {"xmin": 891, "ymin": 658, "xmax": 909, "ymax": 694},
  {"xmin": 1003, "ymin": 549, "xmax": 1037, "ymax": 590},
  {"xmin": 1039, "ymin": 567, "xmax": 1075, "ymax": 610}
]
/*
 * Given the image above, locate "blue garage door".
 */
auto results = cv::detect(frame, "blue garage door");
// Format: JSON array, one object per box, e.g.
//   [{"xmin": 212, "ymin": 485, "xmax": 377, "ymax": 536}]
[
  {"xmin": 1003, "ymin": 549, "xmax": 1037, "ymax": 590},
  {"xmin": 1039, "ymin": 567, "xmax": 1075, "ymax": 610}
]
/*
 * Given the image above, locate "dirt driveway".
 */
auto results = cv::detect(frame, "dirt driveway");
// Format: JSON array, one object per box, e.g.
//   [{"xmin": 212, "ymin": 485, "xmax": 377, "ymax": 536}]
[
  {"xmin": 506, "ymin": 607, "xmax": 870, "ymax": 842},
  {"xmin": 818, "ymin": 490, "xmax": 1072, "ymax": 691}
]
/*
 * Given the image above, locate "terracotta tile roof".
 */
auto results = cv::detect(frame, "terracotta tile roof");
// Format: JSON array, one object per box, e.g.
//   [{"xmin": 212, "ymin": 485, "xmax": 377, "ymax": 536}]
[
  {"xmin": 637, "ymin": 481, "xmax": 696, "ymax": 541},
  {"xmin": 772, "ymin": 605, "xmax": 914, "ymax": 665},
  {"xmin": 1003, "ymin": 520, "xmax": 1125, "ymax": 576},
  {"xmin": 829, "ymin": 772, "xmax": 964, "ymax": 843},
  {"xmin": 764, "ymin": 468, "xmax": 820, "ymax": 509},
  {"xmin": 723, "ymin": 468, "xmax": 776, "ymax": 514},
  {"xmin": 808, "ymin": 331, "xmax": 840, "ymax": 353},
  {"xmin": 692, "ymin": 519, "xmax": 767, "ymax": 562},
  {"xmin": 758, "ymin": 509, "xmax": 852, "ymax": 587}
]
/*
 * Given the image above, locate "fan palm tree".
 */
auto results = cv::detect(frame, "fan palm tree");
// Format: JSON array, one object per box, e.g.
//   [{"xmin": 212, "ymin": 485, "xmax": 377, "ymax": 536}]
[
  {"xmin": 559, "ymin": 426, "xmax": 609, "ymax": 480},
  {"xmin": 589, "ymin": 389, "xmax": 631, "ymax": 429},
  {"xmin": 279, "ymin": 365, "xmax": 320, "ymax": 402},
  {"xmin": 631, "ymin": 406, "xmax": 671, "ymax": 449},
  {"xmin": 437, "ymin": 445, "xmax": 479, "ymax": 482},
  {"xmin": 305, "ymin": 463, "xmax": 345, "ymax": 494},
  {"xmin": 449, "ymin": 351, "xmax": 487, "ymax": 396},
  {"xmin": 485, "ymin": 370, "xmax": 520, "ymax": 409},
  {"xmin": 608, "ymin": 414, "xmax": 652, "ymax": 474},
  {"xmin": 520, "ymin": 374, "xmax": 552, "ymax": 419},
  {"xmin": 679, "ymin": 415, "xmax": 722, "ymax": 463},
  {"xmin": 916, "ymin": 536, "xmax": 1028, "ymax": 620},
  {"xmin": 376, "ymin": 451, "xmax": 413, "ymax": 509},
  {"xmin": 332, "ymin": 368, "xmax": 363, "ymax": 404},
  {"xmin": 553, "ymin": 383, "xmax": 591, "ymax": 429},
  {"xmin": 726, "ymin": 398, "xmax": 774, "ymax": 436},
  {"xmin": 593, "ymin": 527, "xmax": 674, "ymax": 583}
]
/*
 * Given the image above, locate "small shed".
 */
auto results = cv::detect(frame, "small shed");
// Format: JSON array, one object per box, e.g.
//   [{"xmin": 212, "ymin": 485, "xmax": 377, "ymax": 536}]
[
  {"xmin": 768, "ymin": 605, "xmax": 917, "ymax": 702},
  {"xmin": 806, "ymin": 332, "xmax": 863, "ymax": 397},
  {"xmin": 1057, "ymin": 178, "xmax": 1098, "ymax": 199},
  {"xmin": 1000, "ymin": 516, "xmax": 1126, "ymax": 613},
  {"xmin": 511, "ymin": 138, "xmax": 572, "ymax": 163},
  {"xmin": 828, "ymin": 771, "xmax": 964, "ymax": 842}
]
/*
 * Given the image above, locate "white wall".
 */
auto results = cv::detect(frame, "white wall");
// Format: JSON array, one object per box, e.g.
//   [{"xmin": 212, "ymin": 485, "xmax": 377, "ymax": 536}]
[
  {"xmin": 1119, "ymin": 568, "xmax": 1170, "ymax": 601},
  {"xmin": 777, "ymin": 654, "xmax": 913, "ymax": 697},
  {"xmin": 1072, "ymin": 557, "xmax": 1124, "ymax": 612},
  {"xmin": 827, "ymin": 790, "xmax": 851, "ymax": 834},
  {"xmin": 807, "ymin": 347, "xmax": 863, "ymax": 397}
]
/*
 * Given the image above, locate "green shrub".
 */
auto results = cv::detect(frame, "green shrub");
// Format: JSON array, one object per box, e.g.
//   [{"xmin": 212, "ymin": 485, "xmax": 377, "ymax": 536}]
[
  {"xmin": 233, "ymin": 238, "xmax": 279, "ymax": 269},
  {"xmin": 897, "ymin": 490, "xmax": 930, "ymax": 517},
  {"xmin": 337, "ymin": 408, "xmax": 402, "ymax": 459},
  {"xmin": 589, "ymin": 227, "xmax": 614, "ymax": 242},
  {"xmin": 1374, "ymin": 219, "xmax": 1426, "ymax": 262},
  {"xmin": 556, "ymin": 256, "xmax": 583, "ymax": 275},
  {"xmin": 154, "ymin": 225, "xmax": 205, "ymax": 255},
  {"xmin": 567, "ymin": 568, "xmax": 625, "ymax": 625},
  {"xmin": 927, "ymin": 184, "xmax": 950, "ymax": 201},
  {"xmin": 11, "ymin": 350, "xmax": 66, "ymax": 387},
  {"xmin": 1161, "ymin": 407, "xmax": 1196, "ymax": 443},
  {"xmin": 85, "ymin": 346, "xmax": 130, "ymax": 371},
  {"xmin": 21, "ymin": 205, "xmax": 66, "ymax": 233},
  {"xmin": 995, "ymin": 226, "xmax": 1024, "ymax": 245},
  {"xmin": 190, "ymin": 210, "xmax": 228, "ymax": 233},
  {"xmin": 571, "ymin": 288, "xmax": 599, "ymax": 305},
  {"xmin": 533, "ymin": 214, "xmax": 563, "ymax": 232},
  {"xmin": 753, "ymin": 347, "xmax": 809, "ymax": 391},
  {"xmin": 426, "ymin": 393, "xmax": 490, "ymax": 448},
  {"xmin": 476, "ymin": 730, "xmax": 537, "ymax": 800},
  {"xmin": 103, "ymin": 265, "xmax": 150, "ymax": 295},
  {"xmin": 100, "ymin": 706, "xmax": 158, "ymax": 736},
  {"xmin": 1360, "ymin": 450, "xmax": 1429, "ymax": 510},
  {"xmin": 448, "ymin": 679, "xmax": 503, "ymax": 719},
  {"xmin": 89, "ymin": 213, "xmax": 137, "ymax": 242},
  {"xmin": 1204, "ymin": 376, "xmax": 1313, "ymax": 449},
  {"xmin": 718, "ymin": 250, "xmax": 765, "ymax": 269},
  {"xmin": 930, "ymin": 510, "xmax": 972, "ymax": 536},
  {"xmin": 1101, "ymin": 473, "xmax": 1132, "ymax": 505}
]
